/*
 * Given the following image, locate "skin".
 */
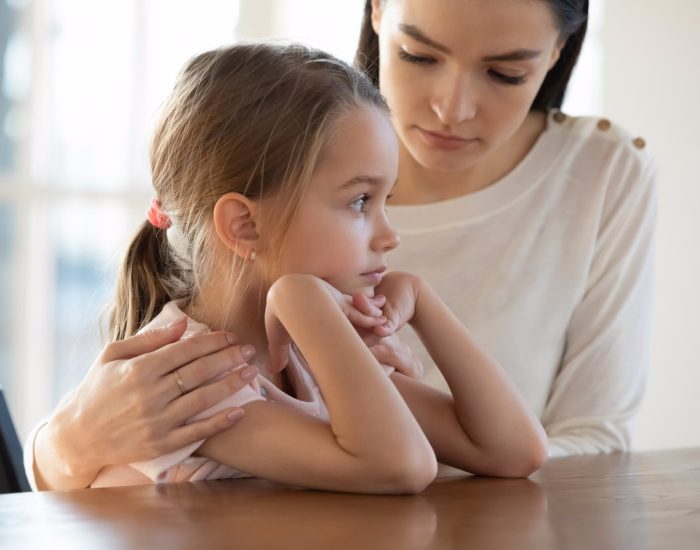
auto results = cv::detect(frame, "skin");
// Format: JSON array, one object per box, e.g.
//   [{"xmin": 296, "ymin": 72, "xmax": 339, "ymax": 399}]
[
  {"xmin": 34, "ymin": 0, "xmax": 565, "ymax": 489},
  {"xmin": 191, "ymin": 106, "xmax": 546, "ymax": 490},
  {"xmin": 371, "ymin": 0, "xmax": 563, "ymax": 203},
  {"xmin": 32, "ymin": 321, "xmax": 258, "ymax": 490}
]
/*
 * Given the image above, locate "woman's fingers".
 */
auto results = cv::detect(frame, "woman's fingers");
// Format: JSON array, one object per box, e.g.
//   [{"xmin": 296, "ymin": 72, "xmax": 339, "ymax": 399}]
[
  {"xmin": 100, "ymin": 317, "xmax": 188, "ymax": 363},
  {"xmin": 166, "ymin": 367, "xmax": 258, "ymax": 420},
  {"xmin": 143, "ymin": 331, "xmax": 242, "ymax": 378},
  {"xmin": 169, "ymin": 343, "xmax": 256, "ymax": 399},
  {"xmin": 165, "ymin": 408, "xmax": 247, "ymax": 451}
]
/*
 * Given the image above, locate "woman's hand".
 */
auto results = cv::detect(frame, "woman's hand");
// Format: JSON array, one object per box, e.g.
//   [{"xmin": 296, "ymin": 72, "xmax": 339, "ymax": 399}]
[{"xmin": 34, "ymin": 318, "xmax": 258, "ymax": 490}]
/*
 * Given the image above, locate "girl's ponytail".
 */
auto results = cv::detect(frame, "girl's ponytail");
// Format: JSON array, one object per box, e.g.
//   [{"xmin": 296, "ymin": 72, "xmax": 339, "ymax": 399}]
[{"xmin": 109, "ymin": 222, "xmax": 174, "ymax": 342}]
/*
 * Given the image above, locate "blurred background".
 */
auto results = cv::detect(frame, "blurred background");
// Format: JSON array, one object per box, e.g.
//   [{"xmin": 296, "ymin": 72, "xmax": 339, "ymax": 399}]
[{"xmin": 0, "ymin": 0, "xmax": 698, "ymax": 451}]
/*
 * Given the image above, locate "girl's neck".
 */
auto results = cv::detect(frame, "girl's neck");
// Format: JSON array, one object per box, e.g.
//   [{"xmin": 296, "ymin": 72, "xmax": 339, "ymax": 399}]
[
  {"xmin": 390, "ymin": 111, "xmax": 548, "ymax": 206},
  {"xmin": 185, "ymin": 282, "xmax": 288, "ymax": 389}
]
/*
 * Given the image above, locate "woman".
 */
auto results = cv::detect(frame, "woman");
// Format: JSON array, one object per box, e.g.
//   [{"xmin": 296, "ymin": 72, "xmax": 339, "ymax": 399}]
[{"xmin": 26, "ymin": 0, "xmax": 655, "ymax": 490}]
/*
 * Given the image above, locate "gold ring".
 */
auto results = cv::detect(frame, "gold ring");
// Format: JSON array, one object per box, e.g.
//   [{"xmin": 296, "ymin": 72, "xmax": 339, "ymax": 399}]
[{"xmin": 174, "ymin": 369, "xmax": 187, "ymax": 396}]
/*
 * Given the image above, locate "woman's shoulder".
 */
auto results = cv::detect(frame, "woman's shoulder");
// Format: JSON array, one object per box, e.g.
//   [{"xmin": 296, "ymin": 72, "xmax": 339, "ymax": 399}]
[
  {"xmin": 541, "ymin": 110, "xmax": 657, "ymax": 196},
  {"xmin": 546, "ymin": 110, "xmax": 654, "ymax": 166}
]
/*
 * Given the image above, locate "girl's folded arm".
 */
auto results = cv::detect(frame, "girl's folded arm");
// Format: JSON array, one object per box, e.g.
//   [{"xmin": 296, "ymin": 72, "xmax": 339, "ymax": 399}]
[
  {"xmin": 200, "ymin": 274, "xmax": 436, "ymax": 494},
  {"xmin": 396, "ymin": 277, "xmax": 547, "ymax": 477},
  {"xmin": 198, "ymin": 399, "xmax": 432, "ymax": 494}
]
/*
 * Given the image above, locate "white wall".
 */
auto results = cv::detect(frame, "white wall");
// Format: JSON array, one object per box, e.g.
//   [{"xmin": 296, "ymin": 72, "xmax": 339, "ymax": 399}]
[{"xmin": 598, "ymin": 0, "xmax": 700, "ymax": 450}]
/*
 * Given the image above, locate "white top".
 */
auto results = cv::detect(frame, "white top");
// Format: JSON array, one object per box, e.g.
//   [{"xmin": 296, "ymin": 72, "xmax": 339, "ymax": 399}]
[{"xmin": 387, "ymin": 111, "xmax": 657, "ymax": 458}]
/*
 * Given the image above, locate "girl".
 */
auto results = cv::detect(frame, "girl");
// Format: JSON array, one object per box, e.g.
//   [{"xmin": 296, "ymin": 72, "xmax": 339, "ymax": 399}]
[
  {"xmin": 29, "ymin": 0, "xmax": 650, "ymax": 489},
  {"xmin": 89, "ymin": 43, "xmax": 546, "ymax": 492}
]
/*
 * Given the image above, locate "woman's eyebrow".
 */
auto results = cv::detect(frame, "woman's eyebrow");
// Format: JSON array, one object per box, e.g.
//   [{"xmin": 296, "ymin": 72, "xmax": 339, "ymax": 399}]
[
  {"xmin": 399, "ymin": 24, "xmax": 451, "ymax": 54},
  {"xmin": 398, "ymin": 24, "xmax": 542, "ymax": 63},
  {"xmin": 482, "ymin": 49, "xmax": 542, "ymax": 62}
]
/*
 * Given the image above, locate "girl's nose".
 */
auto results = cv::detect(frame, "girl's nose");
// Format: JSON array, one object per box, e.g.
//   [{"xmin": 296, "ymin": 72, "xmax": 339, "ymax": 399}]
[{"xmin": 373, "ymin": 214, "xmax": 400, "ymax": 252}]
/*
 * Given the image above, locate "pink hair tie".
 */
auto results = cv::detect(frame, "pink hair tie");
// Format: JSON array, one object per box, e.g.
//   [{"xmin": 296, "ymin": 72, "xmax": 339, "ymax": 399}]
[{"xmin": 147, "ymin": 199, "xmax": 172, "ymax": 229}]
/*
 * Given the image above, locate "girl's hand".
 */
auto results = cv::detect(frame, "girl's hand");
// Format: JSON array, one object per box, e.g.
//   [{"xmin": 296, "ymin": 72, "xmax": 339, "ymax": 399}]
[
  {"xmin": 354, "ymin": 272, "xmax": 422, "ymax": 337},
  {"xmin": 368, "ymin": 333, "xmax": 424, "ymax": 379},
  {"xmin": 352, "ymin": 290, "xmax": 424, "ymax": 379},
  {"xmin": 37, "ymin": 319, "xmax": 258, "ymax": 489},
  {"xmin": 265, "ymin": 274, "xmax": 387, "ymax": 373}
]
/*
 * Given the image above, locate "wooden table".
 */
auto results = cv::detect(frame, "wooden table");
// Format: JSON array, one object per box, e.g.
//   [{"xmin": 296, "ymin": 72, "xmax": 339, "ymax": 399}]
[{"xmin": 1, "ymin": 448, "xmax": 699, "ymax": 549}]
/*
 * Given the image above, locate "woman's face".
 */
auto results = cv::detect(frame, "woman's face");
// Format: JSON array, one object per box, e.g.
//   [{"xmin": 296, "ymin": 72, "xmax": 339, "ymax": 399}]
[{"xmin": 372, "ymin": 0, "xmax": 563, "ymax": 172}]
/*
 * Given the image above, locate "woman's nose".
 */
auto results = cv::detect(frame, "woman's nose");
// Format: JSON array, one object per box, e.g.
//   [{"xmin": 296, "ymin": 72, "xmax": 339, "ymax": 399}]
[{"xmin": 431, "ymin": 73, "xmax": 477, "ymax": 126}]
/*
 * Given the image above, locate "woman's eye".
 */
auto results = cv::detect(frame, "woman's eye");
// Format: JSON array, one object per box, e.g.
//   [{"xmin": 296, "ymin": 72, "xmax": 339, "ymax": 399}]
[
  {"xmin": 398, "ymin": 49, "xmax": 435, "ymax": 65},
  {"xmin": 350, "ymin": 194, "xmax": 369, "ymax": 213},
  {"xmin": 489, "ymin": 70, "xmax": 526, "ymax": 86}
]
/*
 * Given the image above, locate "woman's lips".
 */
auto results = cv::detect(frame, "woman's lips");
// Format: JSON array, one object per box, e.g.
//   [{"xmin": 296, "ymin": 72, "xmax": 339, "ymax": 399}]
[{"xmin": 417, "ymin": 128, "xmax": 478, "ymax": 151}]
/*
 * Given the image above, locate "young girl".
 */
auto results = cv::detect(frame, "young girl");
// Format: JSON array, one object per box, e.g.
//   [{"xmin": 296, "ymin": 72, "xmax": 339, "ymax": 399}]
[{"xmin": 90, "ymin": 43, "xmax": 546, "ymax": 493}]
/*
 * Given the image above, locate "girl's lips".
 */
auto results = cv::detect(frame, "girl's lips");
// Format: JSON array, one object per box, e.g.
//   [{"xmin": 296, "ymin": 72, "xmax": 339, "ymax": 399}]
[
  {"xmin": 361, "ymin": 266, "xmax": 387, "ymax": 283},
  {"xmin": 417, "ymin": 128, "xmax": 478, "ymax": 151}
]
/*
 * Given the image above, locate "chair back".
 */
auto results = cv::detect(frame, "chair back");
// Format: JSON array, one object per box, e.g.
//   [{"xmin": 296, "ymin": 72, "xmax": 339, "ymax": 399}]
[{"xmin": 0, "ymin": 388, "xmax": 31, "ymax": 493}]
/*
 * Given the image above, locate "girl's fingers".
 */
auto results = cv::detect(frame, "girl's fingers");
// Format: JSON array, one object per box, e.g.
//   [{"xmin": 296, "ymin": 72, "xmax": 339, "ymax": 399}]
[
  {"xmin": 370, "ymin": 343, "xmax": 424, "ymax": 379},
  {"xmin": 346, "ymin": 308, "xmax": 387, "ymax": 329},
  {"xmin": 373, "ymin": 319, "xmax": 396, "ymax": 337},
  {"xmin": 267, "ymin": 343, "xmax": 290, "ymax": 374},
  {"xmin": 351, "ymin": 293, "xmax": 384, "ymax": 317},
  {"xmin": 100, "ymin": 317, "xmax": 188, "ymax": 363}
]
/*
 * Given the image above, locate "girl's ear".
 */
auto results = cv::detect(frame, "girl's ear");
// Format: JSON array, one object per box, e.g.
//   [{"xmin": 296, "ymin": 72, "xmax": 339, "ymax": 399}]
[
  {"xmin": 213, "ymin": 193, "xmax": 259, "ymax": 261},
  {"xmin": 370, "ymin": 0, "xmax": 383, "ymax": 34}
]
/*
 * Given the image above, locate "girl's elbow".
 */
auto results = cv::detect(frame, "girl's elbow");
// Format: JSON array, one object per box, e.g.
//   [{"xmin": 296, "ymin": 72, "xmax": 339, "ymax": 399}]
[
  {"xmin": 375, "ymin": 450, "xmax": 438, "ymax": 494},
  {"xmin": 499, "ymin": 436, "xmax": 548, "ymax": 478}
]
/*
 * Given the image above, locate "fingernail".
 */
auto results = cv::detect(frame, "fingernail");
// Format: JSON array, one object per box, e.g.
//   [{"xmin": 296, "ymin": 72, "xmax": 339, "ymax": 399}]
[
  {"xmin": 226, "ymin": 332, "xmax": 238, "ymax": 345},
  {"xmin": 239, "ymin": 364, "xmax": 258, "ymax": 380},
  {"xmin": 166, "ymin": 316, "xmax": 186, "ymax": 329},
  {"xmin": 241, "ymin": 344, "xmax": 255, "ymax": 358},
  {"xmin": 227, "ymin": 409, "xmax": 245, "ymax": 422}
]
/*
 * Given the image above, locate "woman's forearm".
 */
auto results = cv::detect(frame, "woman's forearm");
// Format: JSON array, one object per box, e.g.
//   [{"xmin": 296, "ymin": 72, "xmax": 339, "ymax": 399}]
[{"xmin": 32, "ymin": 407, "xmax": 101, "ymax": 491}]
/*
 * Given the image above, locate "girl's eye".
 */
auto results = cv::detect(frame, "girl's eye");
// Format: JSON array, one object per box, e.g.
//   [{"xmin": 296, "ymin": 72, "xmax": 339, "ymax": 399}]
[
  {"xmin": 350, "ymin": 194, "xmax": 369, "ymax": 213},
  {"xmin": 489, "ymin": 70, "xmax": 527, "ymax": 86},
  {"xmin": 398, "ymin": 49, "xmax": 436, "ymax": 65}
]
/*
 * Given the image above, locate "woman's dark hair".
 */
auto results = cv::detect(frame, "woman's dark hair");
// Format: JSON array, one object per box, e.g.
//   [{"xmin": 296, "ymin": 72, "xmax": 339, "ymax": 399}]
[{"xmin": 354, "ymin": 0, "xmax": 589, "ymax": 112}]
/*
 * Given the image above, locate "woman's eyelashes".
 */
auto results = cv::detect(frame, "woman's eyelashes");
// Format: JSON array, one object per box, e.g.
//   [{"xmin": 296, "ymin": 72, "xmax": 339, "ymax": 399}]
[
  {"xmin": 489, "ymin": 70, "xmax": 527, "ymax": 86},
  {"xmin": 398, "ymin": 49, "xmax": 435, "ymax": 65},
  {"xmin": 398, "ymin": 49, "xmax": 527, "ymax": 86}
]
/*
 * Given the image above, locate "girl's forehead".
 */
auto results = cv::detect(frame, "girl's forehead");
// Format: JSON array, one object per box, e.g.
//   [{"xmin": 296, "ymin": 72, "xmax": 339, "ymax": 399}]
[{"xmin": 310, "ymin": 109, "xmax": 398, "ymax": 192}]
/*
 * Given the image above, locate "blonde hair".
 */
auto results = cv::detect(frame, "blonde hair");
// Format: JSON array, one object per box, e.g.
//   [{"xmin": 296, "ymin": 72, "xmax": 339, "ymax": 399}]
[{"xmin": 109, "ymin": 42, "xmax": 389, "ymax": 341}]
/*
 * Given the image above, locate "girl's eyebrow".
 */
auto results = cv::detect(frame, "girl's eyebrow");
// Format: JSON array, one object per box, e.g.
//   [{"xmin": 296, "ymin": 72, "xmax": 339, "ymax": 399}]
[
  {"xmin": 341, "ymin": 175, "xmax": 383, "ymax": 189},
  {"xmin": 399, "ymin": 23, "xmax": 542, "ymax": 62}
]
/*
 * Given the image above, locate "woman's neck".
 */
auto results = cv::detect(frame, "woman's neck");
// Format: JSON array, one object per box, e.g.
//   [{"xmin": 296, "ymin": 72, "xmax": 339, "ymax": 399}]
[{"xmin": 390, "ymin": 111, "xmax": 548, "ymax": 206}]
